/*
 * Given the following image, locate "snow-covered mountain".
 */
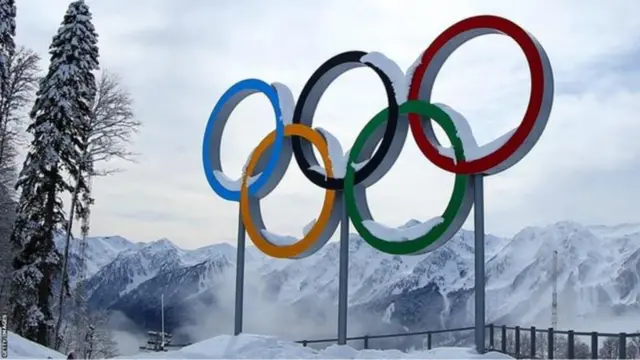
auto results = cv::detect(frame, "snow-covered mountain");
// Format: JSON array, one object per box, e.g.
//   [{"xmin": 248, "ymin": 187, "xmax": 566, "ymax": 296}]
[
  {"xmin": 72, "ymin": 221, "xmax": 640, "ymax": 340},
  {"xmin": 53, "ymin": 234, "xmax": 141, "ymax": 281},
  {"xmin": 486, "ymin": 221, "xmax": 640, "ymax": 325},
  {"xmin": 83, "ymin": 239, "xmax": 237, "ymax": 310},
  {"xmin": 107, "ymin": 252, "xmax": 233, "ymax": 331}
]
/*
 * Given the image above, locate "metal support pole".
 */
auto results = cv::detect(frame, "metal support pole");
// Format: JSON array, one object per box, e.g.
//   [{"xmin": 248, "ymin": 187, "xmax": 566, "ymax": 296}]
[
  {"xmin": 473, "ymin": 175, "xmax": 486, "ymax": 354},
  {"xmin": 234, "ymin": 209, "xmax": 246, "ymax": 336},
  {"xmin": 161, "ymin": 294, "xmax": 165, "ymax": 348},
  {"xmin": 337, "ymin": 193, "xmax": 349, "ymax": 345}
]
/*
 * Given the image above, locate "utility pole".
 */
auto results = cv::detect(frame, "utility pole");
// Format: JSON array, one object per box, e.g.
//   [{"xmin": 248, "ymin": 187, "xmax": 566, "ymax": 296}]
[
  {"xmin": 161, "ymin": 294, "xmax": 165, "ymax": 350},
  {"xmin": 139, "ymin": 297, "xmax": 173, "ymax": 353},
  {"xmin": 551, "ymin": 250, "xmax": 558, "ymax": 329}
]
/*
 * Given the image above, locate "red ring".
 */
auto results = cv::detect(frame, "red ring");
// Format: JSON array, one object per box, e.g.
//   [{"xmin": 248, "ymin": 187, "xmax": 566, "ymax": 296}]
[{"xmin": 408, "ymin": 15, "xmax": 546, "ymax": 175}]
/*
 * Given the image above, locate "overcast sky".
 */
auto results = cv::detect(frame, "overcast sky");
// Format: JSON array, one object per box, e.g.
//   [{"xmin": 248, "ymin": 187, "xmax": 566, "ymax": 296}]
[{"xmin": 13, "ymin": 0, "xmax": 640, "ymax": 249}]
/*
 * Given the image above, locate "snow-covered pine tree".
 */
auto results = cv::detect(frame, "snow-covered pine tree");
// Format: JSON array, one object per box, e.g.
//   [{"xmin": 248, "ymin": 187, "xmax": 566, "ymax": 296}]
[
  {"xmin": 0, "ymin": 0, "xmax": 16, "ymax": 96},
  {"xmin": 9, "ymin": 0, "xmax": 99, "ymax": 346},
  {"xmin": 0, "ymin": 0, "xmax": 16, "ymax": 316}
]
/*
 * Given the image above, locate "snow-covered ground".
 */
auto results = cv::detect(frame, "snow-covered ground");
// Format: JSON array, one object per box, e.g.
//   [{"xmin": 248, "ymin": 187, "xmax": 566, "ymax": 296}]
[
  {"xmin": 7, "ymin": 331, "xmax": 65, "ymax": 359},
  {"xmin": 6, "ymin": 330, "xmax": 512, "ymax": 359},
  {"xmin": 119, "ymin": 333, "xmax": 513, "ymax": 359}
]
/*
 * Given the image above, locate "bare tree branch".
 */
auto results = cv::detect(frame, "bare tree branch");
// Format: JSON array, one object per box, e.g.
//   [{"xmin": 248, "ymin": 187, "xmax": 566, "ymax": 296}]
[
  {"xmin": 88, "ymin": 69, "xmax": 140, "ymax": 175},
  {"xmin": 58, "ymin": 310, "xmax": 119, "ymax": 359},
  {"xmin": 58, "ymin": 69, "xmax": 138, "ymax": 345},
  {"xmin": 0, "ymin": 47, "xmax": 40, "ymax": 179},
  {"xmin": 0, "ymin": 46, "xmax": 39, "ymax": 315}
]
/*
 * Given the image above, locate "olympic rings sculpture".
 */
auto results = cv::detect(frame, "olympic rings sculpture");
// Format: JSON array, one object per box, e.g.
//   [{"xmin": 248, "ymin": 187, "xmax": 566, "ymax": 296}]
[{"xmin": 202, "ymin": 15, "xmax": 554, "ymax": 259}]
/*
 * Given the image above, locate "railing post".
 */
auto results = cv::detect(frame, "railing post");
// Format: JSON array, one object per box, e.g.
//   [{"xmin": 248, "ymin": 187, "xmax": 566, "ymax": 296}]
[
  {"xmin": 548, "ymin": 328, "xmax": 554, "ymax": 359},
  {"xmin": 619, "ymin": 333, "xmax": 627, "ymax": 359},
  {"xmin": 567, "ymin": 330, "xmax": 575, "ymax": 359},
  {"xmin": 302, "ymin": 340, "xmax": 307, "ymax": 347},
  {"xmin": 501, "ymin": 325, "xmax": 507, "ymax": 353},
  {"xmin": 489, "ymin": 324, "xmax": 494, "ymax": 349},
  {"xmin": 591, "ymin": 332, "xmax": 598, "ymax": 359},
  {"xmin": 531, "ymin": 327, "xmax": 536, "ymax": 359},
  {"xmin": 363, "ymin": 335, "xmax": 369, "ymax": 350},
  {"xmin": 515, "ymin": 326, "xmax": 521, "ymax": 359},
  {"xmin": 427, "ymin": 332, "xmax": 432, "ymax": 350}
]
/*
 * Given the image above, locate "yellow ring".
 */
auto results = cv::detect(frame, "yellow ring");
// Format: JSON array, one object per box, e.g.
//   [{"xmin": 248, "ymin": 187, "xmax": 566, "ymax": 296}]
[{"xmin": 240, "ymin": 124, "xmax": 335, "ymax": 258}]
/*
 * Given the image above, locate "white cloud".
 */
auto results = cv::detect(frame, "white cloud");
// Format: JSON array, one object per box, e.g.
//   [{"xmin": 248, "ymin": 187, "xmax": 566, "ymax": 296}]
[{"xmin": 13, "ymin": 0, "xmax": 640, "ymax": 248}]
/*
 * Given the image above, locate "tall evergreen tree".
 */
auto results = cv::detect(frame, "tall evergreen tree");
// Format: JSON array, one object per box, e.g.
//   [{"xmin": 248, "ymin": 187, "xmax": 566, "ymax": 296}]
[
  {"xmin": 0, "ymin": 0, "xmax": 16, "ymax": 96},
  {"xmin": 9, "ymin": 0, "xmax": 98, "ymax": 346},
  {"xmin": 0, "ymin": 0, "xmax": 16, "ymax": 315}
]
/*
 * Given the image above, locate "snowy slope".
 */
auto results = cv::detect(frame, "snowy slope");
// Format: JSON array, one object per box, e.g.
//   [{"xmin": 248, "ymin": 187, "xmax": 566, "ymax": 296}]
[
  {"xmin": 255, "ymin": 224, "xmax": 506, "ymax": 307},
  {"xmin": 120, "ymin": 333, "xmax": 512, "ymax": 359},
  {"xmin": 485, "ymin": 221, "xmax": 640, "ymax": 325},
  {"xmin": 5, "ymin": 329, "xmax": 511, "ymax": 359},
  {"xmin": 7, "ymin": 331, "xmax": 66, "ymax": 359}
]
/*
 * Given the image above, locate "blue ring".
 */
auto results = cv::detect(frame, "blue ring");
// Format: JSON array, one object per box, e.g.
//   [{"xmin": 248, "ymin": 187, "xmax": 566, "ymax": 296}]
[{"xmin": 202, "ymin": 79, "xmax": 285, "ymax": 202}]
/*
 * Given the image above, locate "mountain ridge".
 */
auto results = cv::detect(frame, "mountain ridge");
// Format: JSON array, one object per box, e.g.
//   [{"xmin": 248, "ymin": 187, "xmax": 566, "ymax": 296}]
[{"xmin": 64, "ymin": 220, "xmax": 640, "ymax": 342}]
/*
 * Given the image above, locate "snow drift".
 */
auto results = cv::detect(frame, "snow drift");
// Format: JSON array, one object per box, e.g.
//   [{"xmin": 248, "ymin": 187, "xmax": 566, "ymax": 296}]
[
  {"xmin": 6, "ymin": 331, "xmax": 66, "ymax": 359},
  {"xmin": 119, "ymin": 333, "xmax": 514, "ymax": 359}
]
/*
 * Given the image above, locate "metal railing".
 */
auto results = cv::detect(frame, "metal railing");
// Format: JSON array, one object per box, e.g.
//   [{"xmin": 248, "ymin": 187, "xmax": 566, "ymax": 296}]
[
  {"xmin": 489, "ymin": 325, "xmax": 640, "ymax": 359},
  {"xmin": 296, "ymin": 324, "xmax": 640, "ymax": 359},
  {"xmin": 297, "ymin": 326, "xmax": 475, "ymax": 350}
]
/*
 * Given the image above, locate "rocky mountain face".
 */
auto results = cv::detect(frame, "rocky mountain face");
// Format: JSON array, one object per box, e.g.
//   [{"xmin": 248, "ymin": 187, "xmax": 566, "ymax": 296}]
[{"xmin": 68, "ymin": 221, "xmax": 640, "ymax": 343}]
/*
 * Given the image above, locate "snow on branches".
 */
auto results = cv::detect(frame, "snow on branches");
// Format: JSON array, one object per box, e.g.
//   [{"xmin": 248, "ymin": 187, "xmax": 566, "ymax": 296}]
[
  {"xmin": 10, "ymin": 0, "xmax": 99, "ymax": 346},
  {"xmin": 0, "ymin": 0, "xmax": 16, "ymax": 96}
]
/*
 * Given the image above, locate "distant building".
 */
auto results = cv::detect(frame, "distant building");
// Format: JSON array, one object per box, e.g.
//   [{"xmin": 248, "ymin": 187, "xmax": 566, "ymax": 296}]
[{"xmin": 139, "ymin": 331, "xmax": 172, "ymax": 352}]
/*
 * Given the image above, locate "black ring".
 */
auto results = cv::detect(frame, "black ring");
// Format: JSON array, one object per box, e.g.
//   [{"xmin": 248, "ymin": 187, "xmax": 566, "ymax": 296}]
[{"xmin": 291, "ymin": 51, "xmax": 400, "ymax": 190}]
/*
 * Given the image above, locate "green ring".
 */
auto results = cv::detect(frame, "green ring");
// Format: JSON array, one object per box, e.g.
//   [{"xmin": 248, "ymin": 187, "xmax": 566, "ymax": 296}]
[{"xmin": 344, "ymin": 100, "xmax": 470, "ymax": 255}]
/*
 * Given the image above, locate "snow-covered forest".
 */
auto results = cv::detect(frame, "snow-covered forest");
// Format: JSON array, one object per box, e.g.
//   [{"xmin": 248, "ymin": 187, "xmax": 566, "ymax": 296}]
[{"xmin": 0, "ymin": 0, "xmax": 139, "ymax": 357}]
